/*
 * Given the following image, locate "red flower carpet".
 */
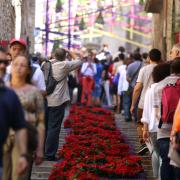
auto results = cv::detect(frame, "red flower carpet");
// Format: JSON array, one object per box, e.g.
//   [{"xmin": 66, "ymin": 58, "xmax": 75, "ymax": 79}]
[{"xmin": 49, "ymin": 106, "xmax": 144, "ymax": 180}]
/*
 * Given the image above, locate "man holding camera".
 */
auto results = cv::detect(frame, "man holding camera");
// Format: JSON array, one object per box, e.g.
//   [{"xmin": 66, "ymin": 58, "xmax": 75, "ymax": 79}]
[{"xmin": 45, "ymin": 48, "xmax": 82, "ymax": 161}]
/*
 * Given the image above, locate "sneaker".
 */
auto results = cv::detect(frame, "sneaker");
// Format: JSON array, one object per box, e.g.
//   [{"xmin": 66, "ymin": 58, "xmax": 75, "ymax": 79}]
[{"xmin": 137, "ymin": 144, "xmax": 149, "ymax": 155}]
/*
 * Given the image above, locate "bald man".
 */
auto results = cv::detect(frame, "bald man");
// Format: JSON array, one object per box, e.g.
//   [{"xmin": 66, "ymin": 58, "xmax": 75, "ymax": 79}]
[{"xmin": 169, "ymin": 43, "xmax": 180, "ymax": 60}]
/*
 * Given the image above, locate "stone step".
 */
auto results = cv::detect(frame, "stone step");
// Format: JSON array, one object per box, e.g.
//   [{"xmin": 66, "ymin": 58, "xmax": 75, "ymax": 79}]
[{"xmin": 31, "ymin": 111, "xmax": 153, "ymax": 180}]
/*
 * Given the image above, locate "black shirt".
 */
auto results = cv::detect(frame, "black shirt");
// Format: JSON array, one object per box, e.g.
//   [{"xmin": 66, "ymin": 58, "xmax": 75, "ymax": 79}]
[{"xmin": 0, "ymin": 86, "xmax": 26, "ymax": 167}]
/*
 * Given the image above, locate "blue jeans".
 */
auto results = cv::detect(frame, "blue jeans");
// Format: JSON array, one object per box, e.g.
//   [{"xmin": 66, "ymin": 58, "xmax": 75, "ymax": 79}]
[
  {"xmin": 174, "ymin": 167, "xmax": 180, "ymax": 180},
  {"xmin": 122, "ymin": 91, "xmax": 131, "ymax": 120},
  {"xmin": 45, "ymin": 103, "xmax": 66, "ymax": 159},
  {"xmin": 122, "ymin": 91, "xmax": 138, "ymax": 121},
  {"xmin": 158, "ymin": 138, "xmax": 174, "ymax": 180}
]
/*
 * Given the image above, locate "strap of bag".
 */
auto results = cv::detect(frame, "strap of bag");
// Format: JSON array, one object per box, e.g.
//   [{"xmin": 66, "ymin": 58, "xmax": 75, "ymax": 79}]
[
  {"xmin": 49, "ymin": 60, "xmax": 66, "ymax": 83},
  {"xmin": 129, "ymin": 62, "xmax": 142, "ymax": 84}
]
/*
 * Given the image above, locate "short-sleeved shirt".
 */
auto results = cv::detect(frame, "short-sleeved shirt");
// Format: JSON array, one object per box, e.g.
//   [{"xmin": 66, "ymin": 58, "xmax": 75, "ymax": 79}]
[
  {"xmin": 47, "ymin": 59, "xmax": 82, "ymax": 107},
  {"xmin": 31, "ymin": 66, "xmax": 46, "ymax": 91},
  {"xmin": 153, "ymin": 75, "xmax": 180, "ymax": 140},
  {"xmin": 12, "ymin": 85, "xmax": 45, "ymax": 128},
  {"xmin": 137, "ymin": 64, "xmax": 157, "ymax": 109},
  {"xmin": 126, "ymin": 61, "xmax": 142, "ymax": 87},
  {"xmin": 0, "ymin": 87, "xmax": 26, "ymax": 167}
]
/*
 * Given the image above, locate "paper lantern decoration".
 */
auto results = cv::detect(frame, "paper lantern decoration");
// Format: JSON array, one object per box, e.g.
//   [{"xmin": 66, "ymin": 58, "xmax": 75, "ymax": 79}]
[
  {"xmin": 52, "ymin": 40, "xmax": 60, "ymax": 52},
  {"xmin": 74, "ymin": 14, "xmax": 79, "ymax": 26},
  {"xmin": 56, "ymin": 0, "xmax": 63, "ymax": 13},
  {"xmin": 95, "ymin": 11, "xmax": 104, "ymax": 25},
  {"xmin": 79, "ymin": 17, "xmax": 86, "ymax": 30},
  {"xmin": 139, "ymin": 0, "xmax": 144, "ymax": 5}
]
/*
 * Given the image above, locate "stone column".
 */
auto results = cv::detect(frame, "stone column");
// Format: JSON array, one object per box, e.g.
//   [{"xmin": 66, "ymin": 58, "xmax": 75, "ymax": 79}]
[
  {"xmin": 0, "ymin": 0, "xmax": 15, "ymax": 41},
  {"xmin": 166, "ymin": 0, "xmax": 174, "ymax": 58},
  {"xmin": 21, "ymin": 0, "xmax": 35, "ymax": 53}
]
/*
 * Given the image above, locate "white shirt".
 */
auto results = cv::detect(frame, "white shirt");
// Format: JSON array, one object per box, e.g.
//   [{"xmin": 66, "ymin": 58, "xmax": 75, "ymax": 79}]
[
  {"xmin": 141, "ymin": 83, "xmax": 159, "ymax": 132},
  {"xmin": 117, "ymin": 65, "xmax": 129, "ymax": 95},
  {"xmin": 81, "ymin": 62, "xmax": 97, "ymax": 77},
  {"xmin": 136, "ymin": 64, "xmax": 157, "ymax": 109},
  {"xmin": 31, "ymin": 67, "xmax": 46, "ymax": 91}
]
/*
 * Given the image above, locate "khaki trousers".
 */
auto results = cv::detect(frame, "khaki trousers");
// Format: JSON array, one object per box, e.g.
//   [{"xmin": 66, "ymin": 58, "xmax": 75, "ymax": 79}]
[{"xmin": 3, "ymin": 134, "xmax": 32, "ymax": 180}]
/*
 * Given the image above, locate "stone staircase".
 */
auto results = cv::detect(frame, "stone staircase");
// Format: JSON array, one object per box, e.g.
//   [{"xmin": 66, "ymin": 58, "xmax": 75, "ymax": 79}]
[
  {"xmin": 31, "ymin": 122, "xmax": 67, "ymax": 180},
  {"xmin": 115, "ymin": 114, "xmax": 153, "ymax": 180},
  {"xmin": 31, "ymin": 113, "xmax": 153, "ymax": 180}
]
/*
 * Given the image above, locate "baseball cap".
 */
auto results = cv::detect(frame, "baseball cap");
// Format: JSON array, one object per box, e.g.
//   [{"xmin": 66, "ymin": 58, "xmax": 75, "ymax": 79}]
[{"xmin": 9, "ymin": 38, "xmax": 27, "ymax": 49}]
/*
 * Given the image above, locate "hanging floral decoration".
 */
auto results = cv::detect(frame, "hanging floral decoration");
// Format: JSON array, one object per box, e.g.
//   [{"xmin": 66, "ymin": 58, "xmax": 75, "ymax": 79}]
[
  {"xmin": 95, "ymin": 11, "xmax": 105, "ymax": 25},
  {"xmin": 79, "ymin": 17, "xmax": 86, "ymax": 30},
  {"xmin": 56, "ymin": 0, "xmax": 63, "ymax": 13}
]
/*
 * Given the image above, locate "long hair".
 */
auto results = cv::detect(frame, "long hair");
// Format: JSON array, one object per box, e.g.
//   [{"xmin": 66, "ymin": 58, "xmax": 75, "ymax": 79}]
[{"xmin": 12, "ymin": 55, "xmax": 32, "ymax": 84}]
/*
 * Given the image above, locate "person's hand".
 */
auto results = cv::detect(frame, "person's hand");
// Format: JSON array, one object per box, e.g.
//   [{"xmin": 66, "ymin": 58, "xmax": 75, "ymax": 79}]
[
  {"xmin": 88, "ymin": 63, "xmax": 93, "ymax": 69},
  {"xmin": 34, "ymin": 149, "xmax": 44, "ymax": 165},
  {"xmin": 171, "ymin": 134, "xmax": 180, "ymax": 150},
  {"xmin": 143, "ymin": 130, "xmax": 150, "ymax": 142},
  {"xmin": 130, "ymin": 105, "xmax": 134, "ymax": 114},
  {"xmin": 16, "ymin": 156, "xmax": 28, "ymax": 176}
]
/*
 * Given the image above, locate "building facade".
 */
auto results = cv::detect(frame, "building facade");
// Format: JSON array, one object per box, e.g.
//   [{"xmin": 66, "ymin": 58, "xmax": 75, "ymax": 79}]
[{"xmin": 145, "ymin": 0, "xmax": 180, "ymax": 59}]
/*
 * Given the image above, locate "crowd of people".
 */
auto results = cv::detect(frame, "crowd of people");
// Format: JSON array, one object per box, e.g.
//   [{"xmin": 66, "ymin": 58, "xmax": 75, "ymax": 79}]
[{"xmin": 0, "ymin": 38, "xmax": 180, "ymax": 180}]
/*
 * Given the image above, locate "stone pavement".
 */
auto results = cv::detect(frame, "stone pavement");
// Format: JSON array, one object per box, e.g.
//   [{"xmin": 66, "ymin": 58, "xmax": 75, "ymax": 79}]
[{"xmin": 31, "ymin": 111, "xmax": 153, "ymax": 180}]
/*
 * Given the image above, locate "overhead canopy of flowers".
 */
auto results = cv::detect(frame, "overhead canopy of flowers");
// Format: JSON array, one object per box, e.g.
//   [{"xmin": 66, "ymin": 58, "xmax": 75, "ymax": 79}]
[{"xmin": 49, "ymin": 106, "xmax": 143, "ymax": 179}]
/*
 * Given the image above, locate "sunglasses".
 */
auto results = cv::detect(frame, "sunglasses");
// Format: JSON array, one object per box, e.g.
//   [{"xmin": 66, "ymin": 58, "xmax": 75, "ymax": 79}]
[{"xmin": 0, "ymin": 60, "xmax": 10, "ymax": 66}]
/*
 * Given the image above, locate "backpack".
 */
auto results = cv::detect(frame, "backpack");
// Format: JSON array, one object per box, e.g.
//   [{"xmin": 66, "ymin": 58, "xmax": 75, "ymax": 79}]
[
  {"xmin": 161, "ymin": 78, "xmax": 180, "ymax": 124},
  {"xmin": 41, "ymin": 60, "xmax": 59, "ymax": 95}
]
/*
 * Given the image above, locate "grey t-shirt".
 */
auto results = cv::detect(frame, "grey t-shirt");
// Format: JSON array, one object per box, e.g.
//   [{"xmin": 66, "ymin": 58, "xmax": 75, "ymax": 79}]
[
  {"xmin": 137, "ymin": 64, "xmax": 157, "ymax": 109},
  {"xmin": 126, "ymin": 61, "xmax": 142, "ymax": 87}
]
